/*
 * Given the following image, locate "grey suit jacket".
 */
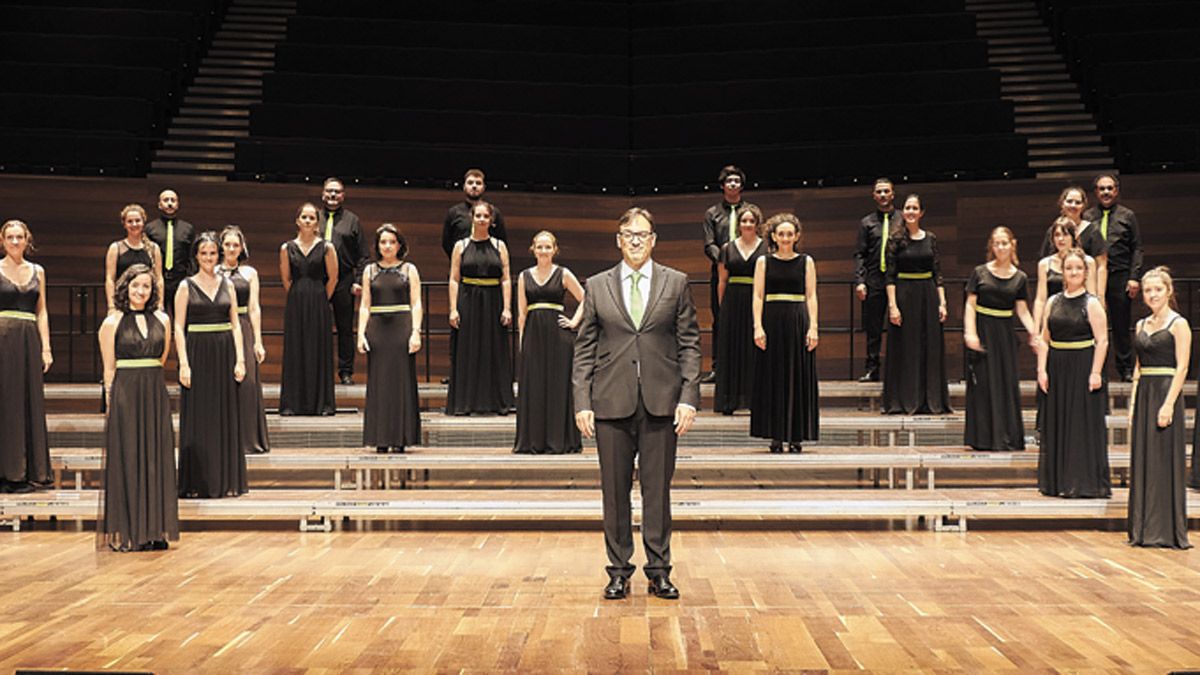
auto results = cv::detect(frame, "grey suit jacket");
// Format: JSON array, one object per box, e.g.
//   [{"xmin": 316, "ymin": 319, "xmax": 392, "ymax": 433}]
[{"xmin": 572, "ymin": 261, "xmax": 701, "ymax": 419}]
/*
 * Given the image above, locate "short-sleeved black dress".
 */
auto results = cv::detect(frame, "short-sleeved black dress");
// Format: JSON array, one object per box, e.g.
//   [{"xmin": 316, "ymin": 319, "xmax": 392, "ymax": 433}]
[
  {"xmin": 514, "ymin": 266, "xmax": 581, "ymax": 454},
  {"xmin": 964, "ymin": 265, "xmax": 1029, "ymax": 450}
]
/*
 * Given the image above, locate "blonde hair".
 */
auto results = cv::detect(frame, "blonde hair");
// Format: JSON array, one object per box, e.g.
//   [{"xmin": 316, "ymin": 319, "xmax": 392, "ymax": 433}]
[
  {"xmin": 986, "ymin": 226, "xmax": 1019, "ymax": 265},
  {"xmin": 1141, "ymin": 265, "xmax": 1178, "ymax": 310},
  {"xmin": 529, "ymin": 230, "xmax": 559, "ymax": 256},
  {"xmin": 120, "ymin": 203, "xmax": 147, "ymax": 224},
  {"xmin": 1057, "ymin": 185, "xmax": 1088, "ymax": 214}
]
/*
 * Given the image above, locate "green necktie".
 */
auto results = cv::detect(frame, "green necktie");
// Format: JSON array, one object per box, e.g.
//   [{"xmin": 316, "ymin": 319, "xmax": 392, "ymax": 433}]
[
  {"xmin": 1101, "ymin": 209, "xmax": 1109, "ymax": 241},
  {"xmin": 325, "ymin": 212, "xmax": 334, "ymax": 241},
  {"xmin": 629, "ymin": 270, "xmax": 644, "ymax": 328},
  {"xmin": 728, "ymin": 203, "xmax": 738, "ymax": 242},
  {"xmin": 165, "ymin": 218, "xmax": 174, "ymax": 271},
  {"xmin": 879, "ymin": 212, "xmax": 889, "ymax": 272}
]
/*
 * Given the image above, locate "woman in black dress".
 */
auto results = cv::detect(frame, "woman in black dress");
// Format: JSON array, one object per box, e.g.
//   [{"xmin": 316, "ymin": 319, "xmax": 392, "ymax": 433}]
[
  {"xmin": 882, "ymin": 194, "xmax": 951, "ymax": 414},
  {"xmin": 446, "ymin": 201, "xmax": 514, "ymax": 415},
  {"xmin": 963, "ymin": 227, "xmax": 1039, "ymax": 450},
  {"xmin": 220, "ymin": 226, "xmax": 270, "ymax": 454},
  {"xmin": 750, "ymin": 213, "xmax": 819, "ymax": 453},
  {"xmin": 1039, "ymin": 186, "xmax": 1108, "ymax": 300},
  {"xmin": 514, "ymin": 231, "xmax": 586, "ymax": 454},
  {"xmin": 358, "ymin": 223, "xmax": 422, "ymax": 454},
  {"xmin": 1033, "ymin": 217, "xmax": 1098, "ymax": 332},
  {"xmin": 98, "ymin": 264, "xmax": 177, "ymax": 551},
  {"xmin": 0, "ymin": 219, "xmax": 52, "ymax": 493},
  {"xmin": 715, "ymin": 204, "xmax": 766, "ymax": 414},
  {"xmin": 104, "ymin": 204, "xmax": 163, "ymax": 314},
  {"xmin": 175, "ymin": 232, "xmax": 246, "ymax": 498},
  {"xmin": 1128, "ymin": 267, "xmax": 1191, "ymax": 548},
  {"xmin": 1037, "ymin": 248, "xmax": 1110, "ymax": 498},
  {"xmin": 279, "ymin": 202, "xmax": 338, "ymax": 416}
]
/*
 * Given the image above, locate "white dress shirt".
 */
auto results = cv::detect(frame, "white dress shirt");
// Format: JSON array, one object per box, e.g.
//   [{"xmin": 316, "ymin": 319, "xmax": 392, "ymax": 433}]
[{"xmin": 620, "ymin": 259, "xmax": 652, "ymax": 324}]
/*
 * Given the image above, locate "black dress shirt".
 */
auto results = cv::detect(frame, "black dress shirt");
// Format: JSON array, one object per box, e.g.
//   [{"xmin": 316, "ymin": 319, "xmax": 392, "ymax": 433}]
[
  {"xmin": 145, "ymin": 216, "xmax": 195, "ymax": 281},
  {"xmin": 318, "ymin": 207, "xmax": 370, "ymax": 288},
  {"xmin": 853, "ymin": 209, "xmax": 896, "ymax": 290},
  {"xmin": 441, "ymin": 200, "xmax": 507, "ymax": 257},
  {"xmin": 702, "ymin": 200, "xmax": 758, "ymax": 265},
  {"xmin": 1083, "ymin": 203, "xmax": 1142, "ymax": 278}
]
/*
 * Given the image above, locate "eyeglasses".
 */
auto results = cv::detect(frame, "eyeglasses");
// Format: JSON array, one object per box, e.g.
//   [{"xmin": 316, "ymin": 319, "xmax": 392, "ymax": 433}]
[{"xmin": 619, "ymin": 230, "xmax": 654, "ymax": 242}]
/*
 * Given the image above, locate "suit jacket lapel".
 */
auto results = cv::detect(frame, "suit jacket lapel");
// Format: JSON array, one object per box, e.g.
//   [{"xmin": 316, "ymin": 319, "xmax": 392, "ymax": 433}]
[
  {"xmin": 605, "ymin": 265, "xmax": 636, "ymax": 330},
  {"xmin": 641, "ymin": 262, "xmax": 668, "ymax": 328}
]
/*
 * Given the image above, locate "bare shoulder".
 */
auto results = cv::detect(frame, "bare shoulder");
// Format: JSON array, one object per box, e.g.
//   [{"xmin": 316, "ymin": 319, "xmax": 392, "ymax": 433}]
[
  {"xmin": 101, "ymin": 312, "xmax": 123, "ymax": 330},
  {"xmin": 154, "ymin": 310, "xmax": 171, "ymax": 327}
]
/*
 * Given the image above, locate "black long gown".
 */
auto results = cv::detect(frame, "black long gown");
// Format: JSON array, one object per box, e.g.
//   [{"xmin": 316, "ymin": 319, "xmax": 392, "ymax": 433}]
[
  {"xmin": 1128, "ymin": 317, "xmax": 1191, "ymax": 548},
  {"xmin": 177, "ymin": 277, "xmax": 246, "ymax": 498},
  {"xmin": 964, "ymin": 265, "xmax": 1028, "ymax": 450},
  {"xmin": 362, "ymin": 263, "xmax": 421, "ymax": 449},
  {"xmin": 1035, "ymin": 261, "xmax": 1065, "ymax": 434},
  {"xmin": 514, "ymin": 266, "xmax": 581, "ymax": 454},
  {"xmin": 750, "ymin": 254, "xmax": 819, "ymax": 443},
  {"xmin": 279, "ymin": 240, "xmax": 335, "ymax": 416},
  {"xmin": 102, "ymin": 311, "xmax": 178, "ymax": 550},
  {"xmin": 225, "ymin": 266, "xmax": 270, "ymax": 453},
  {"xmin": 1039, "ymin": 291, "xmax": 1110, "ymax": 498},
  {"xmin": 882, "ymin": 233, "xmax": 951, "ymax": 414},
  {"xmin": 715, "ymin": 238, "xmax": 766, "ymax": 414},
  {"xmin": 0, "ymin": 266, "xmax": 51, "ymax": 488},
  {"xmin": 447, "ymin": 238, "xmax": 514, "ymax": 415}
]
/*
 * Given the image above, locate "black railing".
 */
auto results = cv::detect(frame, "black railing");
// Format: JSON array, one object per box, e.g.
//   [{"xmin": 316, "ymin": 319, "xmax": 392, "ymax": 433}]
[{"xmin": 46, "ymin": 275, "xmax": 1195, "ymax": 383}]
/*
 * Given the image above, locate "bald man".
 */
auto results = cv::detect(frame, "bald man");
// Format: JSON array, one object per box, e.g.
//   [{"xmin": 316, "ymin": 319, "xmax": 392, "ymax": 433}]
[{"xmin": 145, "ymin": 188, "xmax": 196, "ymax": 312}]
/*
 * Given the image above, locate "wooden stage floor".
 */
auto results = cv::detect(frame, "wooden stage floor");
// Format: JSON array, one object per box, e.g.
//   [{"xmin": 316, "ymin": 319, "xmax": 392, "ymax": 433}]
[{"xmin": 2, "ymin": 526, "xmax": 1200, "ymax": 672}]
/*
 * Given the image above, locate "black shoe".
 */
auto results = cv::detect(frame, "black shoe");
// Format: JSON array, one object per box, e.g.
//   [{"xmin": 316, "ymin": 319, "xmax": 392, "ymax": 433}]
[
  {"xmin": 391, "ymin": 446, "xmax": 406, "ymax": 454},
  {"xmin": 339, "ymin": 374, "xmax": 354, "ymax": 385},
  {"xmin": 376, "ymin": 446, "xmax": 389, "ymax": 454},
  {"xmin": 151, "ymin": 540, "xmax": 169, "ymax": 551},
  {"xmin": 647, "ymin": 575, "xmax": 679, "ymax": 600},
  {"xmin": 603, "ymin": 576, "xmax": 629, "ymax": 600},
  {"xmin": 700, "ymin": 370, "xmax": 716, "ymax": 383},
  {"xmin": 1119, "ymin": 372, "xmax": 1134, "ymax": 382},
  {"xmin": 769, "ymin": 441, "xmax": 783, "ymax": 454},
  {"xmin": 858, "ymin": 369, "xmax": 879, "ymax": 382},
  {"xmin": 5, "ymin": 481, "xmax": 35, "ymax": 494},
  {"xmin": 440, "ymin": 377, "xmax": 450, "ymax": 384},
  {"xmin": 788, "ymin": 443, "xmax": 802, "ymax": 453}
]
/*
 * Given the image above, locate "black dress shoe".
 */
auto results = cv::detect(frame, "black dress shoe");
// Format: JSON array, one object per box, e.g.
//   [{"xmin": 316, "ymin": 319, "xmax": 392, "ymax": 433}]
[
  {"xmin": 858, "ymin": 369, "xmax": 879, "ymax": 382},
  {"xmin": 788, "ymin": 443, "xmax": 802, "ymax": 453},
  {"xmin": 391, "ymin": 446, "xmax": 406, "ymax": 454},
  {"xmin": 603, "ymin": 576, "xmax": 629, "ymax": 600},
  {"xmin": 647, "ymin": 575, "xmax": 679, "ymax": 599},
  {"xmin": 700, "ymin": 370, "xmax": 716, "ymax": 384},
  {"xmin": 339, "ymin": 374, "xmax": 354, "ymax": 385},
  {"xmin": 769, "ymin": 441, "xmax": 783, "ymax": 454},
  {"xmin": 376, "ymin": 446, "xmax": 389, "ymax": 454}
]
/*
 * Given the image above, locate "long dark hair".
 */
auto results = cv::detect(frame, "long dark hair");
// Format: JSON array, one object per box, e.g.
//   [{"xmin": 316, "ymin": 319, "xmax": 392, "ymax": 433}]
[
  {"xmin": 113, "ymin": 263, "xmax": 159, "ymax": 313},
  {"xmin": 889, "ymin": 193, "xmax": 923, "ymax": 256}
]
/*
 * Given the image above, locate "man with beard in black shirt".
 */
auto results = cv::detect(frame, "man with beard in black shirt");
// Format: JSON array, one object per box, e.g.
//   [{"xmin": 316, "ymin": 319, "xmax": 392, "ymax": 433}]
[
  {"xmin": 852, "ymin": 178, "xmax": 896, "ymax": 382},
  {"xmin": 1083, "ymin": 173, "xmax": 1142, "ymax": 381},
  {"xmin": 441, "ymin": 168, "xmax": 507, "ymax": 257},
  {"xmin": 319, "ymin": 177, "xmax": 370, "ymax": 385}
]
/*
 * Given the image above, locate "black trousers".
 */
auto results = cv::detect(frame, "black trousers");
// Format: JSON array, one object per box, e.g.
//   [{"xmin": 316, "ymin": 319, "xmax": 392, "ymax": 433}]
[
  {"xmin": 862, "ymin": 284, "xmax": 887, "ymax": 373},
  {"xmin": 595, "ymin": 392, "xmax": 677, "ymax": 579},
  {"xmin": 1106, "ymin": 271, "xmax": 1134, "ymax": 376},
  {"xmin": 709, "ymin": 266, "xmax": 720, "ymax": 367},
  {"xmin": 330, "ymin": 282, "xmax": 356, "ymax": 377}
]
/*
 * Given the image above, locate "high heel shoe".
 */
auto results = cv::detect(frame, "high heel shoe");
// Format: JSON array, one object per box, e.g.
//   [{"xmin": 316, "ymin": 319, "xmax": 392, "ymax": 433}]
[{"xmin": 769, "ymin": 441, "xmax": 783, "ymax": 454}]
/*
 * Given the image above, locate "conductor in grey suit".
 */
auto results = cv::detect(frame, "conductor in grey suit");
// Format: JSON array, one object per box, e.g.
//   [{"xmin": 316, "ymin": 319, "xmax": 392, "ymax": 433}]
[{"xmin": 573, "ymin": 207, "xmax": 701, "ymax": 600}]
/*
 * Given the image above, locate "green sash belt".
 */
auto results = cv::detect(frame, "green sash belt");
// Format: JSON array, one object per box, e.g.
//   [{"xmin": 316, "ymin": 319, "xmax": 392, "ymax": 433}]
[
  {"xmin": 116, "ymin": 358, "xmax": 161, "ymax": 369},
  {"xmin": 527, "ymin": 303, "xmax": 564, "ymax": 312},
  {"xmin": 897, "ymin": 271, "xmax": 933, "ymax": 280},
  {"xmin": 370, "ymin": 304, "xmax": 411, "ymax": 314},
  {"xmin": 766, "ymin": 293, "xmax": 806, "ymax": 302},
  {"xmin": 187, "ymin": 322, "xmax": 232, "ymax": 333},
  {"xmin": 727, "ymin": 276, "xmax": 754, "ymax": 285},
  {"xmin": 1050, "ymin": 339, "xmax": 1094, "ymax": 350},
  {"xmin": 0, "ymin": 310, "xmax": 36, "ymax": 321},
  {"xmin": 975, "ymin": 305, "xmax": 1013, "ymax": 318},
  {"xmin": 462, "ymin": 277, "xmax": 500, "ymax": 286}
]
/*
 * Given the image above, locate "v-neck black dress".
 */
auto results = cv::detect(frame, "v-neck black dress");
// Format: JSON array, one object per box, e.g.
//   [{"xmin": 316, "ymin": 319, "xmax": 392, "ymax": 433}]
[
  {"xmin": 0, "ymin": 265, "xmax": 50, "ymax": 486},
  {"xmin": 715, "ymin": 239, "xmax": 766, "ymax": 414},
  {"xmin": 280, "ymin": 240, "xmax": 336, "ymax": 416}
]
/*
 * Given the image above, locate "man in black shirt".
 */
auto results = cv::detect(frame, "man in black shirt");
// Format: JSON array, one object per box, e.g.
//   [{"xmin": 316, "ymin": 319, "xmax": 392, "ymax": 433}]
[
  {"xmin": 701, "ymin": 165, "xmax": 757, "ymax": 383},
  {"xmin": 1084, "ymin": 173, "xmax": 1143, "ymax": 381},
  {"xmin": 319, "ymin": 177, "xmax": 371, "ymax": 385},
  {"xmin": 144, "ymin": 188, "xmax": 195, "ymax": 314},
  {"xmin": 441, "ymin": 168, "xmax": 507, "ymax": 257},
  {"xmin": 852, "ymin": 178, "xmax": 896, "ymax": 382}
]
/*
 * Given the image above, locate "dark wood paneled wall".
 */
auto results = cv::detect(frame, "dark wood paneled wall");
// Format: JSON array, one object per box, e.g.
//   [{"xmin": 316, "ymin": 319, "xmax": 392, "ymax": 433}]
[{"xmin": 4, "ymin": 172, "xmax": 1199, "ymax": 382}]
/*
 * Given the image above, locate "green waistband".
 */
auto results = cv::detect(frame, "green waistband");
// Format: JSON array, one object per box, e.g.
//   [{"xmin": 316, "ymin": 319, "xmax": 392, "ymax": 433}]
[
  {"xmin": 236, "ymin": 306, "xmax": 248, "ymax": 315},
  {"xmin": 0, "ymin": 310, "xmax": 36, "ymax": 321},
  {"xmin": 370, "ymin": 304, "xmax": 411, "ymax": 314},
  {"xmin": 765, "ymin": 293, "xmax": 806, "ymax": 302},
  {"xmin": 116, "ymin": 358, "xmax": 161, "ymax": 369},
  {"xmin": 187, "ymin": 322, "xmax": 232, "ymax": 333},
  {"xmin": 897, "ymin": 271, "xmax": 933, "ymax": 280},
  {"xmin": 975, "ymin": 305, "xmax": 1013, "ymax": 318},
  {"xmin": 462, "ymin": 277, "xmax": 500, "ymax": 286},
  {"xmin": 1050, "ymin": 338, "xmax": 1094, "ymax": 350},
  {"xmin": 1140, "ymin": 366, "xmax": 1176, "ymax": 376},
  {"xmin": 527, "ymin": 302, "xmax": 564, "ymax": 312},
  {"xmin": 727, "ymin": 276, "xmax": 754, "ymax": 285}
]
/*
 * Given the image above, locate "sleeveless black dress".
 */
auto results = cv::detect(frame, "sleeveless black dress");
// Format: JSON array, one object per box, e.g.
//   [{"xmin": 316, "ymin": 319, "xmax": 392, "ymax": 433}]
[
  {"xmin": 1039, "ymin": 292, "xmax": 1110, "ymax": 498},
  {"xmin": 882, "ymin": 233, "xmax": 951, "ymax": 414},
  {"xmin": 178, "ymin": 277, "xmax": 246, "ymax": 498},
  {"xmin": 964, "ymin": 265, "xmax": 1028, "ymax": 450},
  {"xmin": 0, "ymin": 265, "xmax": 51, "ymax": 487},
  {"xmin": 224, "ymin": 266, "xmax": 270, "ymax": 453},
  {"xmin": 1128, "ymin": 317, "xmax": 1191, "ymax": 548},
  {"xmin": 514, "ymin": 266, "xmax": 581, "ymax": 454},
  {"xmin": 101, "ymin": 311, "xmax": 178, "ymax": 550},
  {"xmin": 447, "ymin": 238, "xmax": 514, "ymax": 415},
  {"xmin": 1035, "ymin": 261, "xmax": 1065, "ymax": 434},
  {"xmin": 113, "ymin": 239, "xmax": 153, "ymax": 280},
  {"xmin": 279, "ymin": 240, "xmax": 335, "ymax": 416},
  {"xmin": 362, "ymin": 263, "xmax": 421, "ymax": 449},
  {"xmin": 750, "ymin": 254, "xmax": 819, "ymax": 443},
  {"xmin": 715, "ymin": 239, "xmax": 766, "ymax": 414}
]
